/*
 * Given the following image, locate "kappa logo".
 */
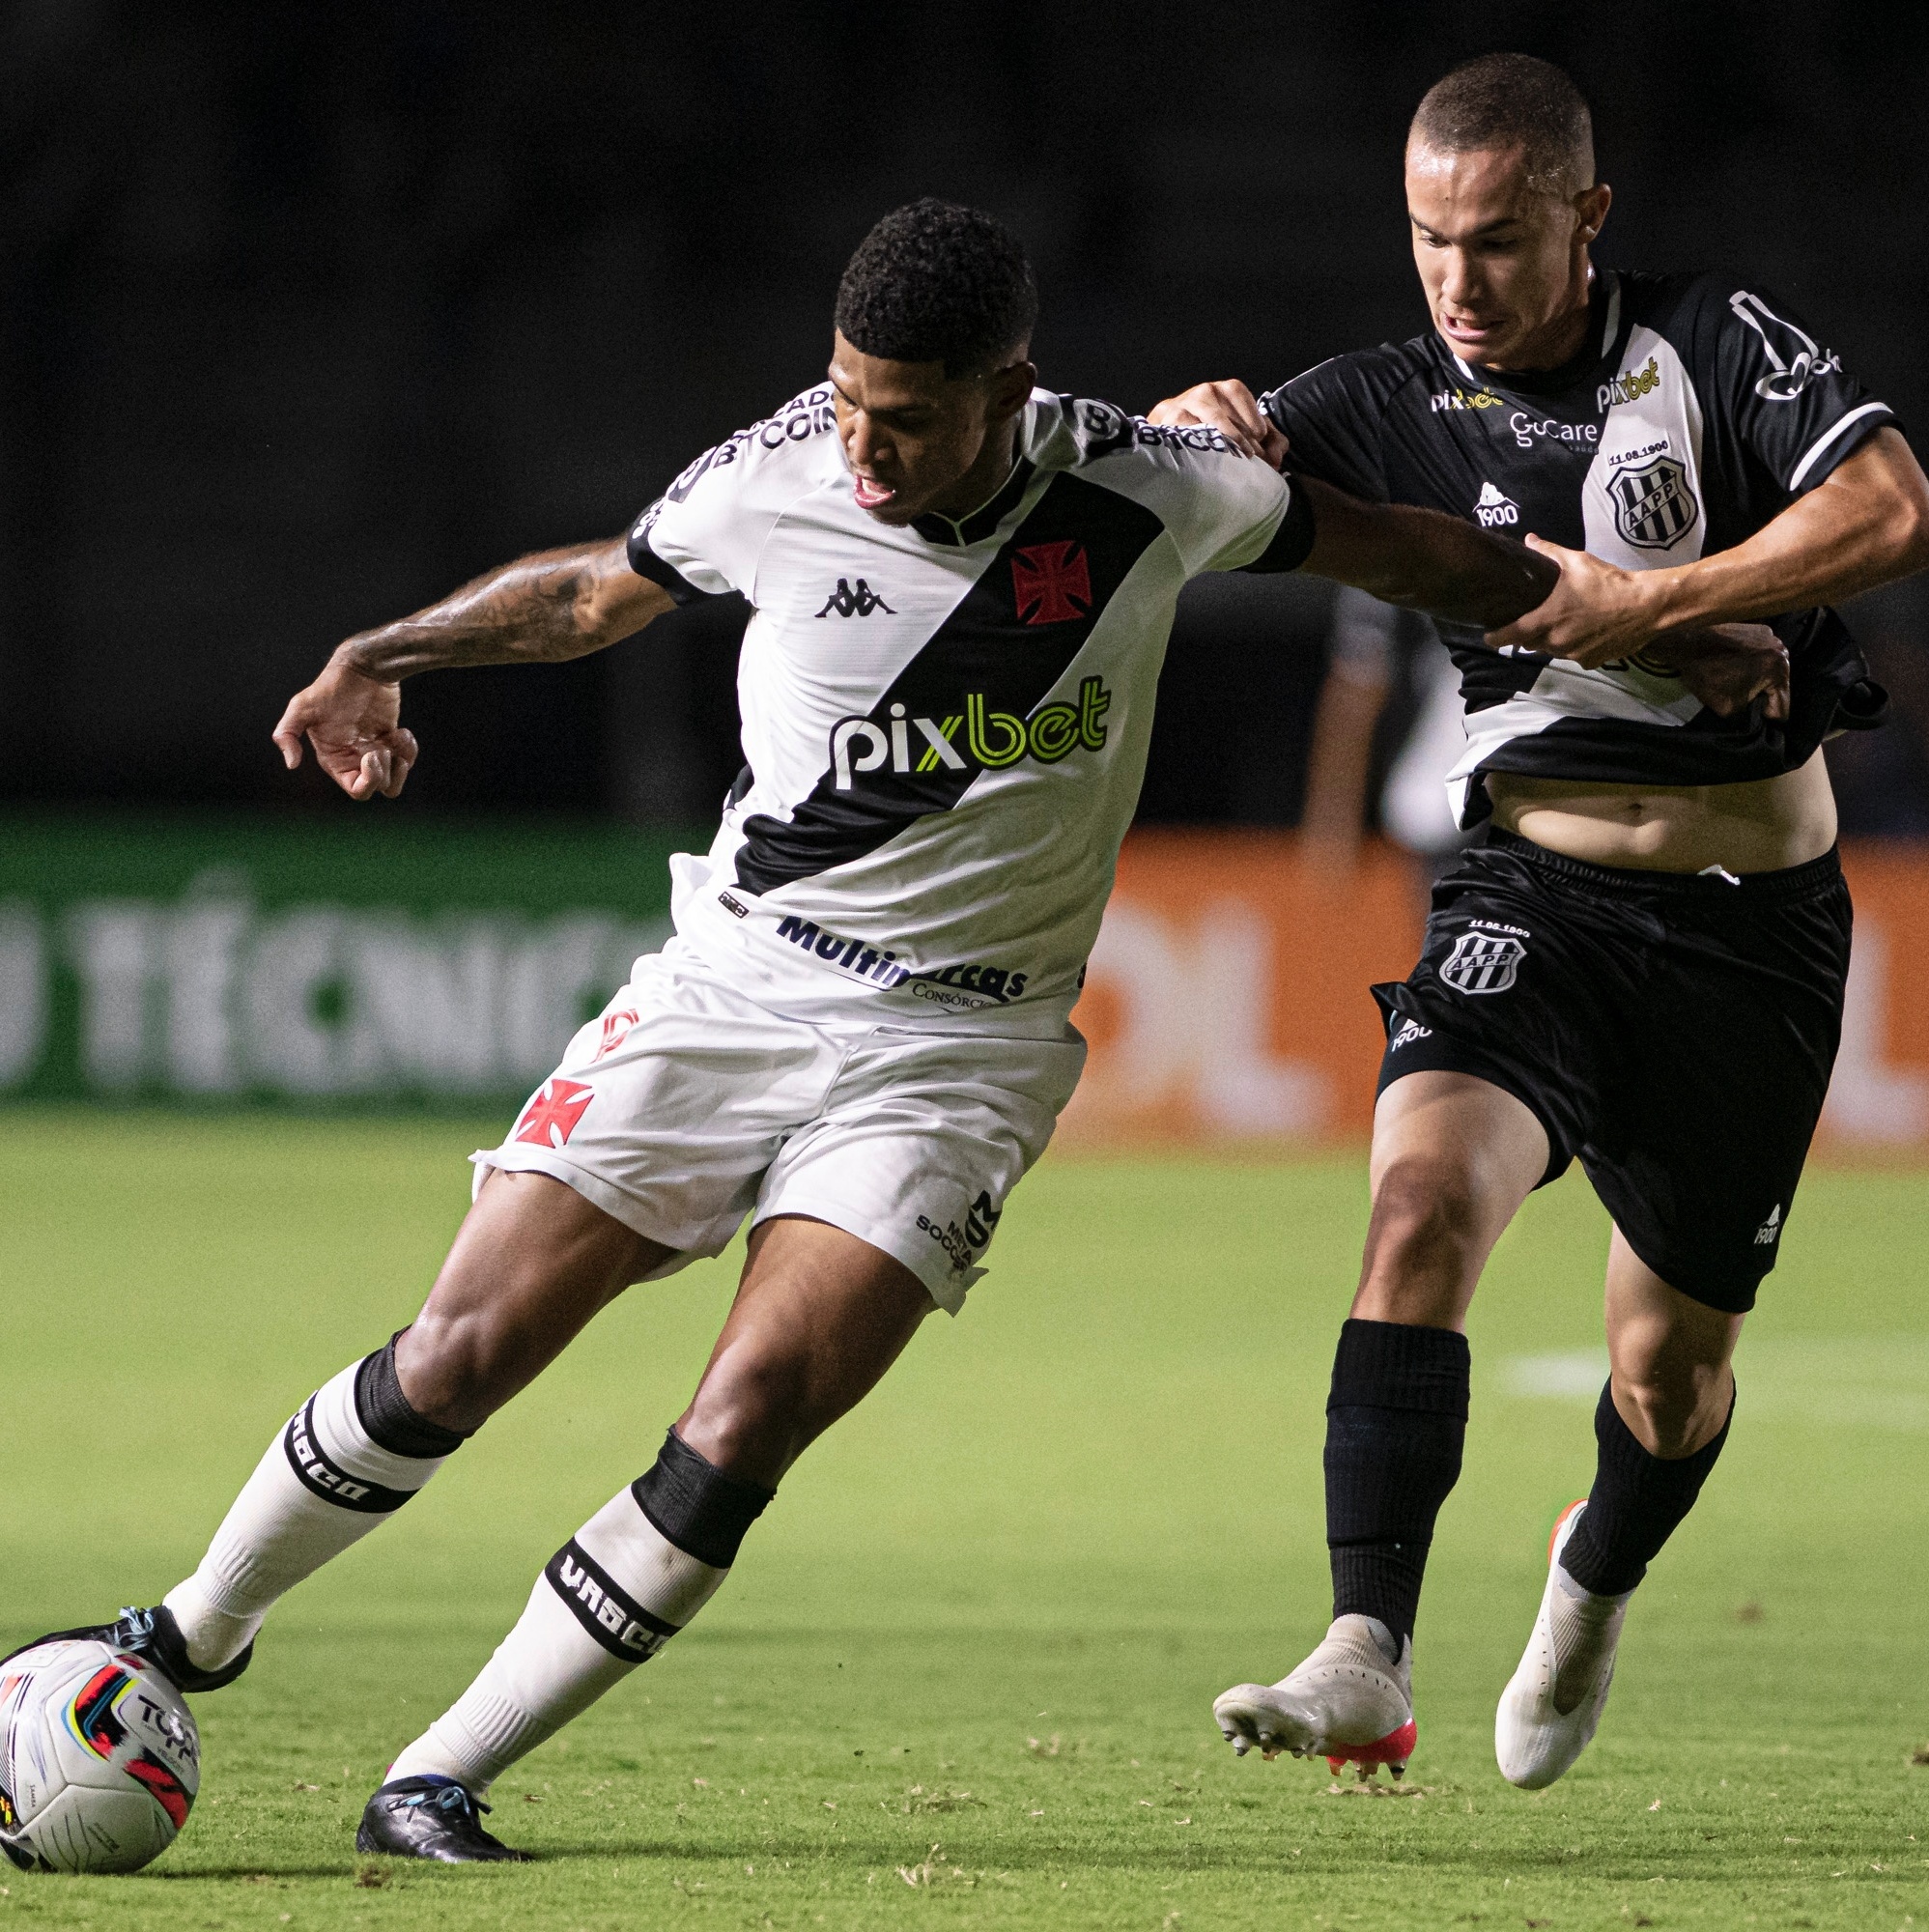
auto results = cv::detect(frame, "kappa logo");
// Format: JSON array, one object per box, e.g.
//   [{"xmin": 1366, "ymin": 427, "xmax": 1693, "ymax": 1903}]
[
  {"xmin": 1608, "ymin": 453, "xmax": 1699, "ymax": 551},
  {"xmin": 815, "ymin": 577, "xmax": 895, "ymax": 618},
  {"xmin": 1753, "ymin": 1203, "xmax": 1782, "ymax": 1247},
  {"xmin": 513, "ymin": 1076, "xmax": 594, "ymax": 1149},
  {"xmin": 1440, "ymin": 930, "xmax": 1527, "ymax": 996},
  {"xmin": 1389, "ymin": 1017, "xmax": 1433, "ymax": 1051},
  {"xmin": 1474, "ymin": 481, "xmax": 1519, "ymax": 528},
  {"xmin": 1011, "ymin": 541, "xmax": 1092, "ymax": 624}
]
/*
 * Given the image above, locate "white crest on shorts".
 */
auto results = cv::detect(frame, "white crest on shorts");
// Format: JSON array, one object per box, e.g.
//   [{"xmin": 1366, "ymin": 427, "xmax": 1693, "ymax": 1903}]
[{"xmin": 1440, "ymin": 930, "xmax": 1526, "ymax": 995}]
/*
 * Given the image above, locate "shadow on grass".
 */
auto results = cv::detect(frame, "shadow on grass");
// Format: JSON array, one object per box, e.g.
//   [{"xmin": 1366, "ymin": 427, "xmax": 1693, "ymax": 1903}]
[
  {"xmin": 148, "ymin": 1865, "xmax": 367, "ymax": 1882},
  {"xmin": 503, "ymin": 1830, "xmax": 1771, "ymax": 1885}
]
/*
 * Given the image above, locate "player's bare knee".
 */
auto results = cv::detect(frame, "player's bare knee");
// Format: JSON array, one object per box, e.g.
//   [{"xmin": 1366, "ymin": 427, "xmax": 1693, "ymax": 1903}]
[
  {"xmin": 680, "ymin": 1347, "xmax": 816, "ymax": 1483},
  {"xmin": 1609, "ymin": 1365, "xmax": 1722, "ymax": 1459},
  {"xmin": 1361, "ymin": 1155, "xmax": 1489, "ymax": 1301},
  {"xmin": 393, "ymin": 1314, "xmax": 512, "ymax": 1435}
]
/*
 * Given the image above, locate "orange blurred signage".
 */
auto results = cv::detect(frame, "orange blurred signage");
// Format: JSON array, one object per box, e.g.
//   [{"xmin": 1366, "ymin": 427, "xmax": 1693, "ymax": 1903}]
[{"xmin": 1063, "ymin": 831, "xmax": 1929, "ymax": 1156}]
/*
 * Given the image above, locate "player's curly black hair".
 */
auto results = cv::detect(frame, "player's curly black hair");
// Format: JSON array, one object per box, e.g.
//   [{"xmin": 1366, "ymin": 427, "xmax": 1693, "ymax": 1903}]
[{"xmin": 835, "ymin": 199, "xmax": 1037, "ymax": 379}]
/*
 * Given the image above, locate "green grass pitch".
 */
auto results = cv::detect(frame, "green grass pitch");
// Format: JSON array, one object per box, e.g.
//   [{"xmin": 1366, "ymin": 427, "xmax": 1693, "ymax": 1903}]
[{"xmin": 4, "ymin": 1113, "xmax": 1928, "ymax": 1930}]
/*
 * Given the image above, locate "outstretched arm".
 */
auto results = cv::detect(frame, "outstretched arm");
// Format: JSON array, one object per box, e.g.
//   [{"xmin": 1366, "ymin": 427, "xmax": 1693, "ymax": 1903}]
[
  {"xmin": 1156, "ymin": 378, "xmax": 1555, "ymax": 620},
  {"xmin": 272, "ymin": 535, "xmax": 673, "ymax": 801},
  {"xmin": 1295, "ymin": 475, "xmax": 1556, "ymax": 628},
  {"xmin": 1298, "ymin": 478, "xmax": 1788, "ymax": 718},
  {"xmin": 1488, "ymin": 428, "xmax": 1929, "ymax": 660},
  {"xmin": 1162, "ymin": 377, "xmax": 1791, "ymax": 716}
]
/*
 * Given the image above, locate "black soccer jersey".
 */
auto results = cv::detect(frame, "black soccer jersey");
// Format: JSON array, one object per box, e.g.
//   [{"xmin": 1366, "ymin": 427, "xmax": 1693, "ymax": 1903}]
[{"xmin": 1261, "ymin": 270, "xmax": 1897, "ymax": 823}]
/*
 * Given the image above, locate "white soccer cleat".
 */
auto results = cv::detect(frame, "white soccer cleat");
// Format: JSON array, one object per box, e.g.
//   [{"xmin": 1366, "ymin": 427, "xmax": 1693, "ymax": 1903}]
[
  {"xmin": 1213, "ymin": 1614, "xmax": 1416, "ymax": 1776},
  {"xmin": 1495, "ymin": 1499, "xmax": 1632, "ymax": 1789}
]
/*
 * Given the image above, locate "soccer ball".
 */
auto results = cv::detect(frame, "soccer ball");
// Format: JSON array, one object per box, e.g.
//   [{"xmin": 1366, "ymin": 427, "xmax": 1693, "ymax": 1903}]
[{"xmin": 0, "ymin": 1640, "xmax": 199, "ymax": 1873}]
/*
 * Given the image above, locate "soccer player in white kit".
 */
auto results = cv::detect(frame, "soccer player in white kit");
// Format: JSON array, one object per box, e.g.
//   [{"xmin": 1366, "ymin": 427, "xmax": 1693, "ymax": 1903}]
[{"xmin": 8, "ymin": 199, "xmax": 1788, "ymax": 1864}]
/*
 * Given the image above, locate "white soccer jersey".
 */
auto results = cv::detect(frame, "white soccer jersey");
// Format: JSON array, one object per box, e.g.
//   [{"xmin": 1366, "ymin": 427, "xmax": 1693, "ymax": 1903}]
[{"xmin": 626, "ymin": 387, "xmax": 1308, "ymax": 1036}]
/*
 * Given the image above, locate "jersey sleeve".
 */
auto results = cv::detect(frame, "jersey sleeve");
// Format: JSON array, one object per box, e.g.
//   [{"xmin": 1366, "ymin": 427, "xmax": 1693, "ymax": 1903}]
[
  {"xmin": 627, "ymin": 385, "xmax": 837, "ymax": 601},
  {"xmin": 1699, "ymin": 282, "xmax": 1899, "ymax": 495},
  {"xmin": 626, "ymin": 442, "xmax": 759, "ymax": 604},
  {"xmin": 1258, "ymin": 354, "xmax": 1394, "ymax": 502},
  {"xmin": 1089, "ymin": 411, "xmax": 1301, "ymax": 576}
]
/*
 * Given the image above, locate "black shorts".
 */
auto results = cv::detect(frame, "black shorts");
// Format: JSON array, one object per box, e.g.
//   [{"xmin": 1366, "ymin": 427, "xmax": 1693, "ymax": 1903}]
[{"xmin": 1373, "ymin": 830, "xmax": 1852, "ymax": 1313}]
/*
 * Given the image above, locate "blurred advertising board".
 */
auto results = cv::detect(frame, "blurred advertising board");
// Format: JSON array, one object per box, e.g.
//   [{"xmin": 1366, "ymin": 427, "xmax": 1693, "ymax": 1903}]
[
  {"xmin": 1062, "ymin": 831, "xmax": 1929, "ymax": 1157},
  {"xmin": 0, "ymin": 816, "xmax": 675, "ymax": 1107},
  {"xmin": 3, "ymin": 818, "xmax": 1927, "ymax": 1155}
]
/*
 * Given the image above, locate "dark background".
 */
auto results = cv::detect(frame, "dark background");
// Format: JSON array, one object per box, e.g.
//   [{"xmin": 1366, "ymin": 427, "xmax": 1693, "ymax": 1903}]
[{"xmin": 6, "ymin": 2, "xmax": 1928, "ymax": 832}]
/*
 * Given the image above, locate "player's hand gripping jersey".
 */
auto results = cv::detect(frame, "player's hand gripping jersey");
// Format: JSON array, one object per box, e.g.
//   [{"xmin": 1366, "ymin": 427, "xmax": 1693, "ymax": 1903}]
[
  {"xmin": 1262, "ymin": 270, "xmax": 1896, "ymax": 824},
  {"xmin": 629, "ymin": 388, "xmax": 1310, "ymax": 1034}
]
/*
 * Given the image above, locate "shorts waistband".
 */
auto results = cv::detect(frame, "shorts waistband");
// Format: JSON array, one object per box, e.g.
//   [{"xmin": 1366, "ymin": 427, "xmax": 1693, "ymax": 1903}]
[{"xmin": 1484, "ymin": 829, "xmax": 1844, "ymax": 901}]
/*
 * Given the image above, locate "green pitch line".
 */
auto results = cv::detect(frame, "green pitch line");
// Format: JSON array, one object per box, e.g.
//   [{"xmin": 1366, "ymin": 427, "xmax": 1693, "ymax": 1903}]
[{"xmin": 2, "ymin": 1112, "xmax": 1927, "ymax": 1929}]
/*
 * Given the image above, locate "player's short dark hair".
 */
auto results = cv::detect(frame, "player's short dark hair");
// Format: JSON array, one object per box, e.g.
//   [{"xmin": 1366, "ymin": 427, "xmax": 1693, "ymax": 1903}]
[
  {"xmin": 1409, "ymin": 53, "xmax": 1595, "ymax": 198},
  {"xmin": 835, "ymin": 198, "xmax": 1037, "ymax": 379}
]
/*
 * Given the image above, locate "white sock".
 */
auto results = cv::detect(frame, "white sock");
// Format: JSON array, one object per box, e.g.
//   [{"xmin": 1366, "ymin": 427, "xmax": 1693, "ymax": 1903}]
[
  {"xmin": 1548, "ymin": 1564, "xmax": 1632, "ymax": 1714},
  {"xmin": 164, "ymin": 1357, "xmax": 456, "ymax": 1670},
  {"xmin": 387, "ymin": 1486, "xmax": 728, "ymax": 1792}
]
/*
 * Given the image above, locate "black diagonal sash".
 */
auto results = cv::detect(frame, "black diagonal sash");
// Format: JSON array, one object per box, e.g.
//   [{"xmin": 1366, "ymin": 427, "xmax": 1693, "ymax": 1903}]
[{"xmin": 733, "ymin": 471, "xmax": 1165, "ymax": 896}]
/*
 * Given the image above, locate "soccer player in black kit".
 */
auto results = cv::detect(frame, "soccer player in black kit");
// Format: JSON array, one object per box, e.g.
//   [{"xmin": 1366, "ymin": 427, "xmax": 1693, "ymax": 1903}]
[{"xmin": 1157, "ymin": 52, "xmax": 1929, "ymax": 1788}]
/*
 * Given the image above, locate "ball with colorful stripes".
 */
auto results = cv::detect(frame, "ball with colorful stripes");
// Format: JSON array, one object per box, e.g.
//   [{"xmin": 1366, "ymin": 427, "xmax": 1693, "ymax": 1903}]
[{"xmin": 0, "ymin": 1639, "xmax": 199, "ymax": 1873}]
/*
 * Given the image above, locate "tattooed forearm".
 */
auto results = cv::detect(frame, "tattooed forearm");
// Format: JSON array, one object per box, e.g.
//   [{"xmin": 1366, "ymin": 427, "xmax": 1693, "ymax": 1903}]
[{"xmin": 335, "ymin": 538, "xmax": 661, "ymax": 680}]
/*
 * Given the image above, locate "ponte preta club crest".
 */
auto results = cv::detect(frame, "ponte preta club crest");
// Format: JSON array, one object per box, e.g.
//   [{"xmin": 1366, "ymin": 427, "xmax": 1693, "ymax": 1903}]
[{"xmin": 1608, "ymin": 454, "xmax": 1700, "ymax": 551}]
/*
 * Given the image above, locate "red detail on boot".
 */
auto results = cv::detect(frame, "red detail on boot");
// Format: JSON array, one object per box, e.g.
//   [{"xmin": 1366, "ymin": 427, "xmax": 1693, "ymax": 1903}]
[
  {"xmin": 1547, "ymin": 1498, "xmax": 1588, "ymax": 1565},
  {"xmin": 1323, "ymin": 1718, "xmax": 1418, "ymax": 1774}
]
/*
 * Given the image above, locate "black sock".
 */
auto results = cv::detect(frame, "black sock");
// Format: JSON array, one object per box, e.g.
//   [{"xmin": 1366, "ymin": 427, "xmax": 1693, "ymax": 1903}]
[
  {"xmin": 1560, "ymin": 1381, "xmax": 1733, "ymax": 1596},
  {"xmin": 632, "ymin": 1429, "xmax": 774, "ymax": 1570},
  {"xmin": 355, "ymin": 1332, "xmax": 469, "ymax": 1456},
  {"xmin": 1324, "ymin": 1318, "xmax": 1470, "ymax": 1644}
]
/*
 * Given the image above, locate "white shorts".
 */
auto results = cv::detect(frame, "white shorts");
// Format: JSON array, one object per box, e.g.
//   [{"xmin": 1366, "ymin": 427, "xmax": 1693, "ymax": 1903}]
[{"xmin": 472, "ymin": 940, "xmax": 1086, "ymax": 1314}]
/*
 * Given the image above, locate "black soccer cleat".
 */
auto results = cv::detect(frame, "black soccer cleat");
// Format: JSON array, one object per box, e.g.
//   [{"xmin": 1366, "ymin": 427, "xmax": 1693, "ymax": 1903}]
[
  {"xmin": 0, "ymin": 1604, "xmax": 253, "ymax": 1695},
  {"xmin": 355, "ymin": 1776, "xmax": 531, "ymax": 1862}
]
